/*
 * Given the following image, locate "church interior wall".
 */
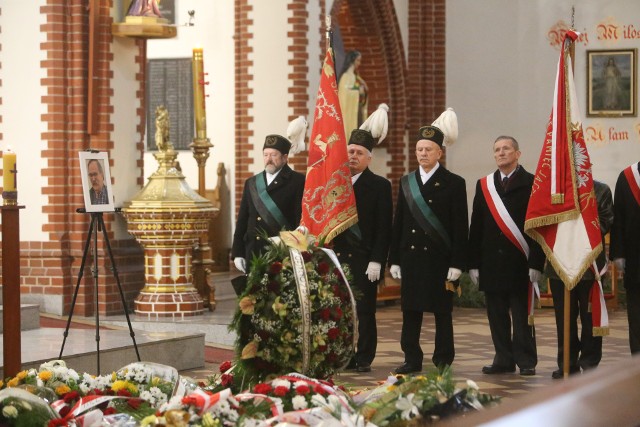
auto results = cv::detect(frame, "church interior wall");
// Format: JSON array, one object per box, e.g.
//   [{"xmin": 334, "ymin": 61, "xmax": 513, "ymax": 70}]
[
  {"xmin": 0, "ymin": 0, "xmax": 49, "ymax": 243},
  {"xmin": 447, "ymin": 0, "xmax": 640, "ymax": 213}
]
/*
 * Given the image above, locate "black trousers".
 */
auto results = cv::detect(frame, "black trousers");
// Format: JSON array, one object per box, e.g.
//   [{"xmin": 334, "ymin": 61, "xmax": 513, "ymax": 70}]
[
  {"xmin": 625, "ymin": 280, "xmax": 640, "ymax": 354},
  {"xmin": 400, "ymin": 310, "xmax": 454, "ymax": 368},
  {"xmin": 485, "ymin": 288, "xmax": 537, "ymax": 369},
  {"xmin": 355, "ymin": 311, "xmax": 377, "ymax": 366},
  {"xmin": 549, "ymin": 279, "xmax": 602, "ymax": 370}
]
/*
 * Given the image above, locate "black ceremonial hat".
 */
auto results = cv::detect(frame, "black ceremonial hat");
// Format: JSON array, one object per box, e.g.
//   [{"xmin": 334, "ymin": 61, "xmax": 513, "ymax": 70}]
[
  {"xmin": 417, "ymin": 126, "xmax": 445, "ymax": 147},
  {"xmin": 263, "ymin": 134, "xmax": 292, "ymax": 155},
  {"xmin": 348, "ymin": 129, "xmax": 375, "ymax": 152}
]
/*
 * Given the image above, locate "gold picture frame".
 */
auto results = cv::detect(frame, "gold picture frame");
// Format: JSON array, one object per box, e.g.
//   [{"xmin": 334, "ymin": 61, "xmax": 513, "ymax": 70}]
[{"xmin": 587, "ymin": 48, "xmax": 637, "ymax": 117}]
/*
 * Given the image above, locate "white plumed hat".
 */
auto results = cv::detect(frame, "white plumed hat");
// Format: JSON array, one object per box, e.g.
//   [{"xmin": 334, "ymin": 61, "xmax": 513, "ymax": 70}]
[
  {"xmin": 430, "ymin": 107, "xmax": 458, "ymax": 146},
  {"xmin": 286, "ymin": 116, "xmax": 308, "ymax": 155}
]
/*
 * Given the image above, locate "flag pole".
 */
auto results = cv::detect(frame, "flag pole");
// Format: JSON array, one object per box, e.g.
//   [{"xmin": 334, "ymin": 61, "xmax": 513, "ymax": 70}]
[
  {"xmin": 562, "ymin": 6, "xmax": 577, "ymax": 380},
  {"xmin": 325, "ymin": 14, "xmax": 332, "ymax": 52}
]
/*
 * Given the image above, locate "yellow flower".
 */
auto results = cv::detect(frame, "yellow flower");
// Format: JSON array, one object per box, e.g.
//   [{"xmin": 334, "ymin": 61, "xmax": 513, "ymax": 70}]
[
  {"xmin": 239, "ymin": 296, "xmax": 256, "ymax": 315},
  {"xmin": 0, "ymin": 380, "xmax": 4, "ymax": 388},
  {"xmin": 387, "ymin": 384, "xmax": 397, "ymax": 391},
  {"xmin": 140, "ymin": 415, "xmax": 157, "ymax": 427},
  {"xmin": 55, "ymin": 385, "xmax": 71, "ymax": 395},
  {"xmin": 7, "ymin": 377, "xmax": 20, "ymax": 388},
  {"xmin": 201, "ymin": 413, "xmax": 219, "ymax": 427},
  {"xmin": 272, "ymin": 297, "xmax": 287, "ymax": 318},
  {"xmin": 111, "ymin": 380, "xmax": 138, "ymax": 394},
  {"xmin": 16, "ymin": 370, "xmax": 29, "ymax": 380},
  {"xmin": 38, "ymin": 371, "xmax": 53, "ymax": 381},
  {"xmin": 241, "ymin": 341, "xmax": 258, "ymax": 359}
]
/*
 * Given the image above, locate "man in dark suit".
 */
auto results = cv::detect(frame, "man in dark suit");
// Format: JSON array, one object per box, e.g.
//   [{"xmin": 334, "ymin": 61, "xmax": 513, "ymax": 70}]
[
  {"xmin": 389, "ymin": 122, "xmax": 468, "ymax": 374},
  {"xmin": 232, "ymin": 134, "xmax": 305, "ymax": 274},
  {"xmin": 468, "ymin": 135, "xmax": 544, "ymax": 376},
  {"xmin": 547, "ymin": 180, "xmax": 613, "ymax": 378},
  {"xmin": 334, "ymin": 127, "xmax": 393, "ymax": 373},
  {"xmin": 610, "ymin": 161, "xmax": 640, "ymax": 354}
]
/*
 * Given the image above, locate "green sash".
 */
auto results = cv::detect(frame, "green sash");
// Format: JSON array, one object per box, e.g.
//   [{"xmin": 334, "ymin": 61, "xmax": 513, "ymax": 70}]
[
  {"xmin": 248, "ymin": 174, "xmax": 289, "ymax": 232},
  {"xmin": 401, "ymin": 173, "xmax": 452, "ymax": 253}
]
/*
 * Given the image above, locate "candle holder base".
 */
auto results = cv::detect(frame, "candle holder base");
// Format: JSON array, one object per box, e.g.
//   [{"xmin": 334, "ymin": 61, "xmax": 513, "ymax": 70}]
[{"xmin": 2, "ymin": 192, "xmax": 17, "ymax": 205}]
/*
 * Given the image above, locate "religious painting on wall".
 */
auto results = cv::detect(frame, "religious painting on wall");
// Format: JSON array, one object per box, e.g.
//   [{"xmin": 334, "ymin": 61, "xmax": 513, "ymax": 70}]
[
  {"xmin": 79, "ymin": 151, "xmax": 115, "ymax": 213},
  {"xmin": 587, "ymin": 48, "xmax": 637, "ymax": 117}
]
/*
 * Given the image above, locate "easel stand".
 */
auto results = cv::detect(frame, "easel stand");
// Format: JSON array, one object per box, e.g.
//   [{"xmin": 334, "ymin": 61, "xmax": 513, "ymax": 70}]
[{"xmin": 58, "ymin": 208, "xmax": 140, "ymax": 374}]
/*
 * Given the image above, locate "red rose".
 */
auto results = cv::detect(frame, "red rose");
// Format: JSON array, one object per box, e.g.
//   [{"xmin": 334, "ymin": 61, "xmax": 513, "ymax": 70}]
[
  {"xmin": 320, "ymin": 308, "xmax": 331, "ymax": 321},
  {"xmin": 90, "ymin": 388, "xmax": 104, "ymax": 396},
  {"xmin": 328, "ymin": 328, "xmax": 339, "ymax": 340},
  {"xmin": 221, "ymin": 373, "xmax": 234, "ymax": 387},
  {"xmin": 269, "ymin": 262, "xmax": 283, "ymax": 275},
  {"xmin": 274, "ymin": 386, "xmax": 289, "ymax": 397},
  {"xmin": 317, "ymin": 262, "xmax": 330, "ymax": 275},
  {"xmin": 326, "ymin": 352, "xmax": 338, "ymax": 363},
  {"xmin": 332, "ymin": 307, "xmax": 343, "ymax": 320},
  {"xmin": 58, "ymin": 406, "xmax": 71, "ymax": 417},
  {"xmin": 295, "ymin": 384, "xmax": 311, "ymax": 395},
  {"xmin": 318, "ymin": 345, "xmax": 327, "ymax": 352},
  {"xmin": 314, "ymin": 384, "xmax": 327, "ymax": 395},
  {"xmin": 302, "ymin": 252, "xmax": 312, "ymax": 262},
  {"xmin": 103, "ymin": 407, "xmax": 117, "ymax": 415},
  {"xmin": 219, "ymin": 360, "xmax": 232, "ymax": 373},
  {"xmin": 267, "ymin": 280, "xmax": 280, "ymax": 293},
  {"xmin": 253, "ymin": 383, "xmax": 273, "ymax": 394},
  {"xmin": 117, "ymin": 389, "xmax": 132, "ymax": 397},
  {"xmin": 257, "ymin": 330, "xmax": 271, "ymax": 340},
  {"xmin": 63, "ymin": 391, "xmax": 80, "ymax": 403},
  {"xmin": 128, "ymin": 398, "xmax": 143, "ymax": 410}
]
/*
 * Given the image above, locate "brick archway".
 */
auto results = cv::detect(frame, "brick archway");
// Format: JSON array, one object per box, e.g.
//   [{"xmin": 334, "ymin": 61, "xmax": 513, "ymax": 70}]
[{"xmin": 330, "ymin": 0, "xmax": 408, "ymax": 188}]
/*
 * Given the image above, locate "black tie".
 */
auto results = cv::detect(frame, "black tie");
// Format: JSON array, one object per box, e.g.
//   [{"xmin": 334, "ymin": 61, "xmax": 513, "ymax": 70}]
[{"xmin": 502, "ymin": 176, "xmax": 509, "ymax": 190}]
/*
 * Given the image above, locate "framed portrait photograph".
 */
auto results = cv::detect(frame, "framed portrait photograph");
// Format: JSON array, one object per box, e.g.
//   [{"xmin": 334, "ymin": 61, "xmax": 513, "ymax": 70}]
[
  {"xmin": 587, "ymin": 48, "xmax": 637, "ymax": 117},
  {"xmin": 79, "ymin": 151, "xmax": 115, "ymax": 213}
]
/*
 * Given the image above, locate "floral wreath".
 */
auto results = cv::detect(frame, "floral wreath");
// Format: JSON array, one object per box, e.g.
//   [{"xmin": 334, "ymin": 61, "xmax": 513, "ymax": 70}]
[{"xmin": 230, "ymin": 230, "xmax": 357, "ymax": 382}]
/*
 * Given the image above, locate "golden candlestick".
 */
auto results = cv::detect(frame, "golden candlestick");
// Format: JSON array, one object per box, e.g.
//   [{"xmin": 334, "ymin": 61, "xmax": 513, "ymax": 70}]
[{"xmin": 189, "ymin": 47, "xmax": 216, "ymax": 310}]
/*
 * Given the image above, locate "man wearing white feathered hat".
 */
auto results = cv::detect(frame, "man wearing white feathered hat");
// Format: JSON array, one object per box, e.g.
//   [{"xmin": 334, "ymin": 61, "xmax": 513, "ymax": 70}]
[
  {"xmin": 388, "ymin": 108, "xmax": 469, "ymax": 374},
  {"xmin": 231, "ymin": 117, "xmax": 307, "ymax": 277},
  {"xmin": 333, "ymin": 104, "xmax": 393, "ymax": 373}
]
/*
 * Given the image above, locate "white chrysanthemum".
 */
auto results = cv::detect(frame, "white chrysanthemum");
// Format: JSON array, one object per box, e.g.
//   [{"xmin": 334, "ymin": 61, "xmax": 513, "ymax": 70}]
[
  {"xmin": 310, "ymin": 394, "xmax": 327, "ymax": 407},
  {"xmin": 2, "ymin": 406, "xmax": 18, "ymax": 418},
  {"xmin": 292, "ymin": 395, "xmax": 308, "ymax": 410},
  {"xmin": 466, "ymin": 379, "xmax": 479, "ymax": 390},
  {"xmin": 158, "ymin": 395, "xmax": 184, "ymax": 413}
]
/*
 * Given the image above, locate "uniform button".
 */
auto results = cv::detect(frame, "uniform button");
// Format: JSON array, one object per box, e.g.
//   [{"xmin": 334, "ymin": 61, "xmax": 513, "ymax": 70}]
[
  {"xmin": 257, "ymin": 216, "xmax": 262, "ymax": 221},
  {"xmin": 412, "ymin": 229, "xmax": 416, "ymax": 233},
  {"xmin": 410, "ymin": 245, "xmax": 415, "ymax": 250},
  {"xmin": 428, "ymin": 200, "xmax": 433, "ymax": 203},
  {"xmin": 336, "ymin": 252, "xmax": 341, "ymax": 257},
  {"xmin": 423, "ymin": 246, "xmax": 428, "ymax": 251},
  {"xmin": 256, "ymin": 236, "xmax": 261, "ymax": 240},
  {"xmin": 274, "ymin": 181, "xmax": 278, "ymax": 185},
  {"xmin": 348, "ymin": 254, "xmax": 352, "ymax": 258}
]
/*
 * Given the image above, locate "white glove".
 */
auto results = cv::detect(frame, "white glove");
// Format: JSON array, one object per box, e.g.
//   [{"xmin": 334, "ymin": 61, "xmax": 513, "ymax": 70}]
[
  {"xmin": 447, "ymin": 268, "xmax": 462, "ymax": 281},
  {"xmin": 365, "ymin": 262, "xmax": 382, "ymax": 282},
  {"xmin": 614, "ymin": 258, "xmax": 626, "ymax": 273},
  {"xmin": 469, "ymin": 269, "xmax": 479, "ymax": 286},
  {"xmin": 529, "ymin": 268, "xmax": 542, "ymax": 283},
  {"xmin": 234, "ymin": 257, "xmax": 247, "ymax": 273},
  {"xmin": 390, "ymin": 265, "xmax": 402, "ymax": 279}
]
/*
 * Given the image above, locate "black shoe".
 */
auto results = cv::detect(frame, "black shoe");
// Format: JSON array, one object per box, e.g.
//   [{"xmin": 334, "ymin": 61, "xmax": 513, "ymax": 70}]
[
  {"xmin": 482, "ymin": 364, "xmax": 516, "ymax": 374},
  {"xmin": 552, "ymin": 367, "xmax": 580, "ymax": 379},
  {"xmin": 394, "ymin": 363, "xmax": 422, "ymax": 375},
  {"xmin": 357, "ymin": 364, "xmax": 371, "ymax": 373},
  {"xmin": 519, "ymin": 368, "xmax": 536, "ymax": 376}
]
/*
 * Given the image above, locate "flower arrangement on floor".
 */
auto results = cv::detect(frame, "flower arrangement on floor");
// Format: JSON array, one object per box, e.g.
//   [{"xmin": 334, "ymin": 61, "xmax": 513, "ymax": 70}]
[
  {"xmin": 229, "ymin": 230, "xmax": 357, "ymax": 387},
  {"xmin": 1, "ymin": 360, "xmax": 499, "ymax": 426}
]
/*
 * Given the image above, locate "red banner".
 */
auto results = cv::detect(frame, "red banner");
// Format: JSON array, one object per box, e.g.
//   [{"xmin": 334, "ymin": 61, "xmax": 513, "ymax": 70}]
[
  {"xmin": 524, "ymin": 30, "xmax": 602, "ymax": 291},
  {"xmin": 300, "ymin": 49, "xmax": 357, "ymax": 243}
]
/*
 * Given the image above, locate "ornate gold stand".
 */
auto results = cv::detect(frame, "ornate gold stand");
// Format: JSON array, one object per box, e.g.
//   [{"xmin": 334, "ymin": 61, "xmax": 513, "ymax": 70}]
[{"xmin": 122, "ymin": 107, "xmax": 217, "ymax": 319}]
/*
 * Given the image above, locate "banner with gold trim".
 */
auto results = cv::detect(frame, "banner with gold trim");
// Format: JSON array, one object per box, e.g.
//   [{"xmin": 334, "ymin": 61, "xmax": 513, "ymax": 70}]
[{"xmin": 300, "ymin": 49, "xmax": 358, "ymax": 243}]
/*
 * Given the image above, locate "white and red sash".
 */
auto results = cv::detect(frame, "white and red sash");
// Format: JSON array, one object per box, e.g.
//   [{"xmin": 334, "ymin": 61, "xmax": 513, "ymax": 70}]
[
  {"xmin": 623, "ymin": 163, "xmax": 640, "ymax": 206},
  {"xmin": 481, "ymin": 173, "xmax": 540, "ymax": 324}
]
